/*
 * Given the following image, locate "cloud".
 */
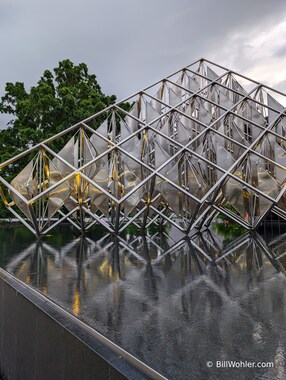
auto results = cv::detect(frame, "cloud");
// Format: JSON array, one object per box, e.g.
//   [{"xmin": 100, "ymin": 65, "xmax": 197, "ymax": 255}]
[
  {"xmin": 1, "ymin": 0, "xmax": 286, "ymax": 130},
  {"xmin": 214, "ymin": 19, "xmax": 286, "ymax": 94}
]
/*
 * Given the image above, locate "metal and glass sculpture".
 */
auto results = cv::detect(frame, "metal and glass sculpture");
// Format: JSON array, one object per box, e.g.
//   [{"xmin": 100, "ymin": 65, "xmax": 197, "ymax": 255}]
[{"xmin": 1, "ymin": 58, "xmax": 286, "ymax": 237}]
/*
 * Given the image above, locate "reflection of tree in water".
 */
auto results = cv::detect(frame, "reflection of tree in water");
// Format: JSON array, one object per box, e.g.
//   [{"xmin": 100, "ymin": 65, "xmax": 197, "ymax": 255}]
[{"xmin": 0, "ymin": 225, "xmax": 35, "ymax": 267}]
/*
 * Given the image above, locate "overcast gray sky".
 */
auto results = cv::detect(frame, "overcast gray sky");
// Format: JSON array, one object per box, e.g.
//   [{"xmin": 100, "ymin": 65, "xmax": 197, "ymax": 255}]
[{"xmin": 1, "ymin": 0, "xmax": 286, "ymax": 127}]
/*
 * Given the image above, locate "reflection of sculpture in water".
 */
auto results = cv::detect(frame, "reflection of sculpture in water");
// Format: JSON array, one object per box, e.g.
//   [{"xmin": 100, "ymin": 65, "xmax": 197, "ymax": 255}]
[
  {"xmin": 4, "ymin": 227, "xmax": 286, "ymax": 379},
  {"xmin": 6, "ymin": 229, "xmax": 286, "ymax": 313}
]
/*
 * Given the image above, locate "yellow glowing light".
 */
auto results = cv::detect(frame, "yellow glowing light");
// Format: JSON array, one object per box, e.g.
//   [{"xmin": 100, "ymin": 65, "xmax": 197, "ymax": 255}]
[
  {"xmin": 99, "ymin": 259, "xmax": 108, "ymax": 273},
  {"xmin": 0, "ymin": 186, "xmax": 8, "ymax": 205},
  {"xmin": 73, "ymin": 290, "xmax": 80, "ymax": 316},
  {"xmin": 75, "ymin": 174, "xmax": 83, "ymax": 205},
  {"xmin": 42, "ymin": 286, "xmax": 48, "ymax": 295}
]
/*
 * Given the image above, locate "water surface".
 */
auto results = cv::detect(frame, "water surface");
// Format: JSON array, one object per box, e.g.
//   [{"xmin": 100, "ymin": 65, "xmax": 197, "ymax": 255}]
[{"xmin": 1, "ymin": 224, "xmax": 286, "ymax": 380}]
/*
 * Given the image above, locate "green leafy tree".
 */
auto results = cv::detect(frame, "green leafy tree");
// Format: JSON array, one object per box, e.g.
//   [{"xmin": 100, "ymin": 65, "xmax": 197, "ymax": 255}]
[
  {"xmin": 0, "ymin": 59, "xmax": 116, "ymax": 152},
  {"xmin": 0, "ymin": 59, "xmax": 117, "ymax": 218}
]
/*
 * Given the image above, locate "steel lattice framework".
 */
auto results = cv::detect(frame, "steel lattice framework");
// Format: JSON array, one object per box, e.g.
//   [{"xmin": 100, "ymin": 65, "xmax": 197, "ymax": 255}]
[{"xmin": 1, "ymin": 58, "xmax": 286, "ymax": 237}]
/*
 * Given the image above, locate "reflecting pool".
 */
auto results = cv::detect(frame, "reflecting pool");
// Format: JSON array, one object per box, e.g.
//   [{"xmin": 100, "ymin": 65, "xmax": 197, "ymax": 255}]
[{"xmin": 1, "ymin": 224, "xmax": 286, "ymax": 380}]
